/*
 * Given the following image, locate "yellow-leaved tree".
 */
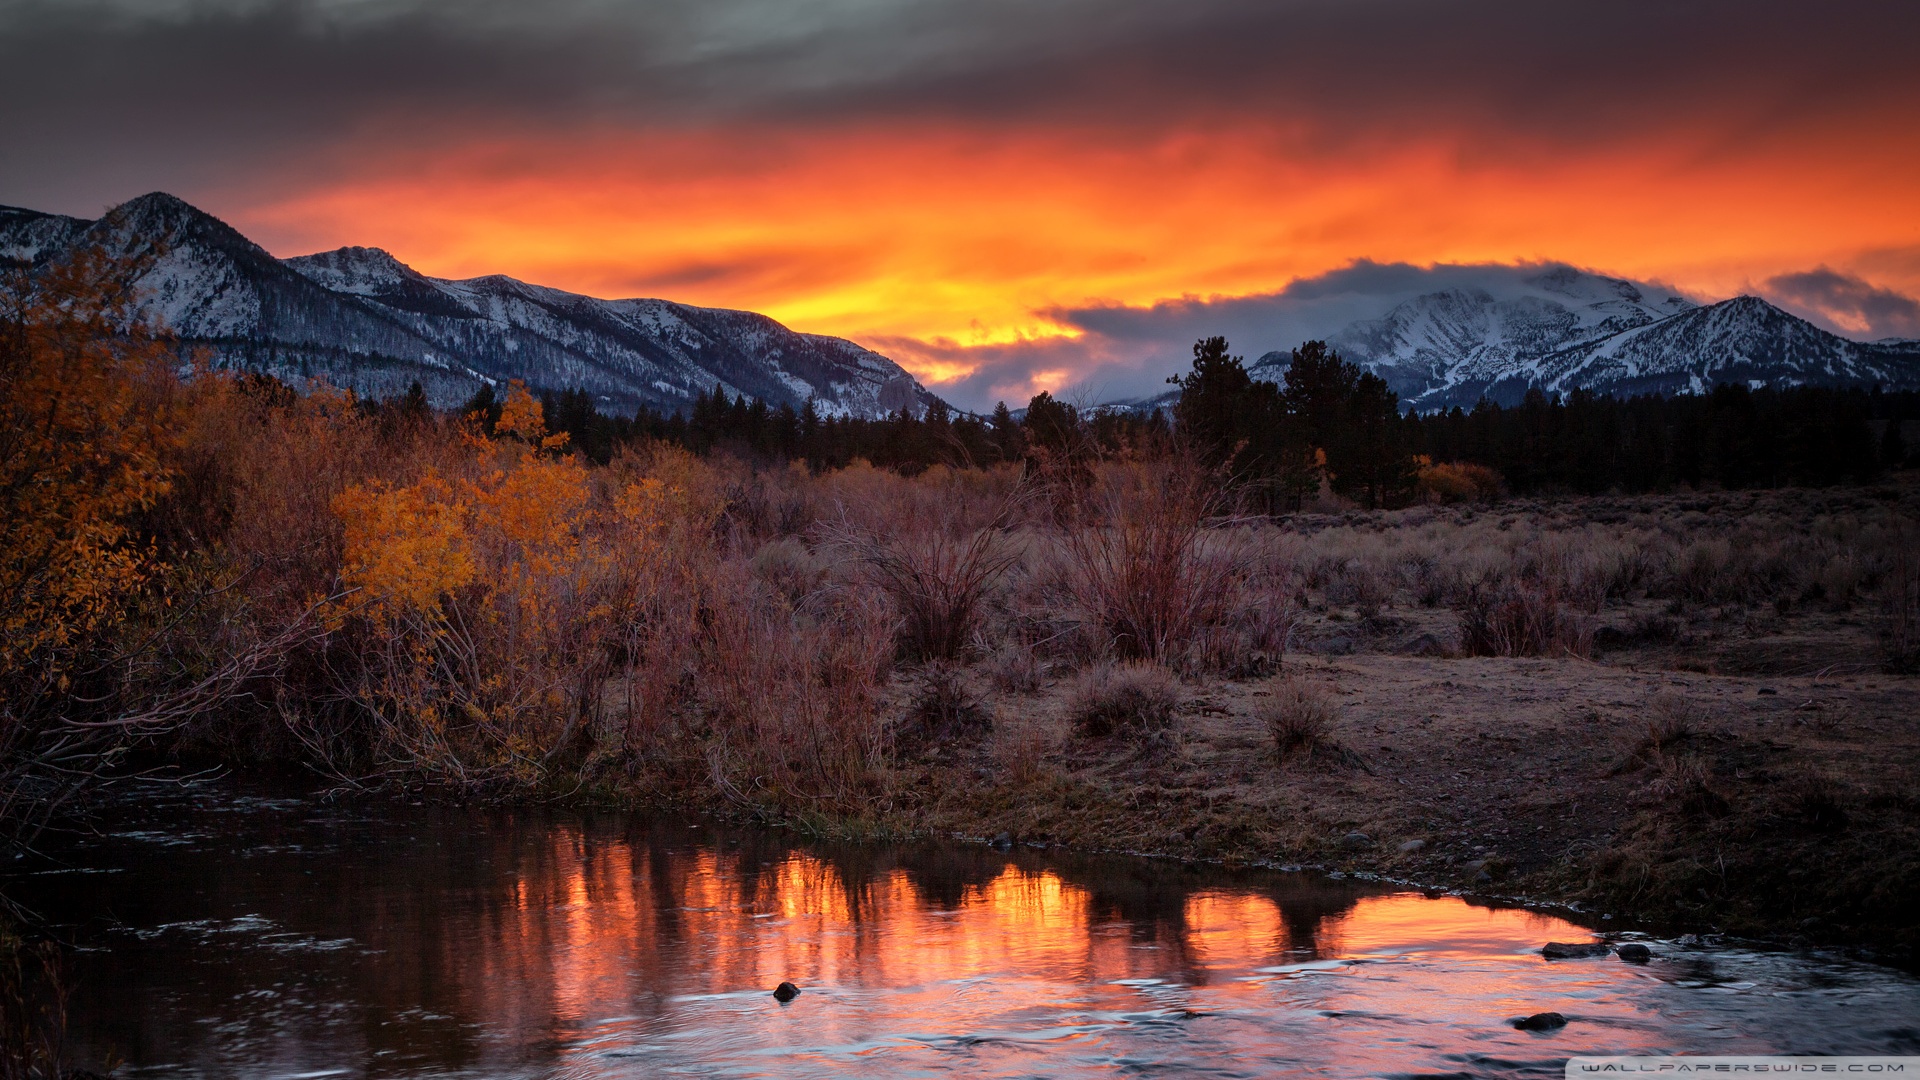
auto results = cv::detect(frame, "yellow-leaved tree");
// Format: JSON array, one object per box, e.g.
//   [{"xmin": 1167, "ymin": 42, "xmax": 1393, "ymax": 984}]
[
  {"xmin": 0, "ymin": 247, "xmax": 184, "ymax": 839},
  {"xmin": 331, "ymin": 382, "xmax": 673, "ymax": 783},
  {"xmin": 0, "ymin": 250, "xmax": 174, "ymax": 694}
]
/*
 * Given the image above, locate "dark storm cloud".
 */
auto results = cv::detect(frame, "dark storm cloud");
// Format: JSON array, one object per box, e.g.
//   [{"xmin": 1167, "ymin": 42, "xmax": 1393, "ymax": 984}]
[
  {"xmin": 1763, "ymin": 268, "xmax": 1920, "ymax": 341},
  {"xmin": 3, "ymin": 0, "xmax": 1915, "ymax": 213}
]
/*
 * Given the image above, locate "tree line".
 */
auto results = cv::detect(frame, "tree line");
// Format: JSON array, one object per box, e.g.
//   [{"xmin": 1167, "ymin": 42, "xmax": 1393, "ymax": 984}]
[{"xmin": 438, "ymin": 336, "xmax": 1916, "ymax": 504}]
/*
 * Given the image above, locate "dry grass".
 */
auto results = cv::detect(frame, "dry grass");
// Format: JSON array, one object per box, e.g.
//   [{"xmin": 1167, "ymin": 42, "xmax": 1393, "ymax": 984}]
[
  {"xmin": 985, "ymin": 646, "xmax": 1045, "ymax": 694},
  {"xmin": 990, "ymin": 712, "xmax": 1063, "ymax": 787},
  {"xmin": 1066, "ymin": 662, "xmax": 1179, "ymax": 737},
  {"xmin": 1260, "ymin": 677, "xmax": 1337, "ymax": 761}
]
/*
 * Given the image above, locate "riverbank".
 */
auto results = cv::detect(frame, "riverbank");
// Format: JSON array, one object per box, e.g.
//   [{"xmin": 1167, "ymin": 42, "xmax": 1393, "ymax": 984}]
[{"xmin": 874, "ymin": 649, "xmax": 1920, "ymax": 956}]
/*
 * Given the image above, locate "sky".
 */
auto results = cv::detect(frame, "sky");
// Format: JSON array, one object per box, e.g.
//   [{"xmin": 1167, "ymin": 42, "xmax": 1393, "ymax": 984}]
[{"xmin": 3, "ymin": 0, "xmax": 1917, "ymax": 409}]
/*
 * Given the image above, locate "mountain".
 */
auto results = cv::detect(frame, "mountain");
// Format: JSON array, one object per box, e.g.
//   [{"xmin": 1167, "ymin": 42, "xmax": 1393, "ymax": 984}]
[
  {"xmin": 1245, "ymin": 267, "xmax": 1920, "ymax": 411},
  {"xmin": 0, "ymin": 193, "xmax": 939, "ymax": 418}
]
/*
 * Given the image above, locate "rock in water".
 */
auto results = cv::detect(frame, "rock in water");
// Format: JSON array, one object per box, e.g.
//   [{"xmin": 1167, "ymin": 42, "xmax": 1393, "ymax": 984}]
[
  {"xmin": 1616, "ymin": 943, "xmax": 1652, "ymax": 963},
  {"xmin": 773, "ymin": 982, "xmax": 799, "ymax": 1002},
  {"xmin": 990, "ymin": 831, "xmax": 1014, "ymax": 851},
  {"xmin": 1541, "ymin": 941, "xmax": 1609, "ymax": 959},
  {"xmin": 1514, "ymin": 1011, "xmax": 1568, "ymax": 1031}
]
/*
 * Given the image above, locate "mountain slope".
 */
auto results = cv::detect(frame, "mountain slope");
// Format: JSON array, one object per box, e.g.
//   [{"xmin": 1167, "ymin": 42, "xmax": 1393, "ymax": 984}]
[
  {"xmin": 0, "ymin": 194, "xmax": 938, "ymax": 418},
  {"xmin": 1247, "ymin": 268, "xmax": 1920, "ymax": 410}
]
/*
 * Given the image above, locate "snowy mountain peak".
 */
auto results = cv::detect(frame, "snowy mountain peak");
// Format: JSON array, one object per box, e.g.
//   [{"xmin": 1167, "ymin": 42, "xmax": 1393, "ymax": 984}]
[
  {"xmin": 1, "ymin": 192, "xmax": 942, "ymax": 419},
  {"xmin": 1245, "ymin": 270, "xmax": 1916, "ymax": 409},
  {"xmin": 0, "ymin": 205, "xmax": 89, "ymax": 265},
  {"xmin": 284, "ymin": 246, "xmax": 423, "ymax": 291}
]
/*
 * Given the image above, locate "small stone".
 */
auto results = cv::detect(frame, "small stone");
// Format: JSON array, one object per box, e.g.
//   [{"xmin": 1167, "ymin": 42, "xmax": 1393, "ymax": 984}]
[
  {"xmin": 1474, "ymin": 870, "xmax": 1493, "ymax": 885},
  {"xmin": 1168, "ymin": 830, "xmax": 1187, "ymax": 845},
  {"xmin": 1340, "ymin": 831, "xmax": 1372, "ymax": 850},
  {"xmin": 990, "ymin": 831, "xmax": 1013, "ymax": 850},
  {"xmin": 1398, "ymin": 839, "xmax": 1427, "ymax": 854},
  {"xmin": 1541, "ymin": 941, "xmax": 1609, "ymax": 960},
  {"xmin": 1514, "ymin": 1011, "xmax": 1567, "ymax": 1031},
  {"xmin": 773, "ymin": 982, "xmax": 799, "ymax": 1002},
  {"xmin": 1616, "ymin": 944, "xmax": 1652, "ymax": 963}
]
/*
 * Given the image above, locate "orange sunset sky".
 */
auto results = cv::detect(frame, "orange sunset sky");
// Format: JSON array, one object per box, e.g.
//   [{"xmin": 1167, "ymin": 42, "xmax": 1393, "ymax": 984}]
[{"xmin": 3, "ymin": 0, "xmax": 1916, "ymax": 408}]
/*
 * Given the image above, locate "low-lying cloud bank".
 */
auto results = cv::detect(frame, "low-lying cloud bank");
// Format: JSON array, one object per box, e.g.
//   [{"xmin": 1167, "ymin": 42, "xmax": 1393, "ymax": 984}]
[
  {"xmin": 1763, "ymin": 268, "xmax": 1920, "ymax": 343},
  {"xmin": 903, "ymin": 261, "xmax": 1920, "ymax": 413}
]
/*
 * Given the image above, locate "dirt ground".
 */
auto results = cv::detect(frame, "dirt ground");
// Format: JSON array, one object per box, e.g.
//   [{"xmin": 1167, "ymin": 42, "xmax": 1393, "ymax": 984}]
[{"xmin": 893, "ymin": 641, "xmax": 1920, "ymax": 953}]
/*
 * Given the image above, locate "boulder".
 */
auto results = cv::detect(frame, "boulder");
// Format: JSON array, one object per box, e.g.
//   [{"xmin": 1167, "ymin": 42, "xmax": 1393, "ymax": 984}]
[
  {"xmin": 1541, "ymin": 941, "xmax": 1609, "ymax": 959},
  {"xmin": 1514, "ymin": 1011, "xmax": 1567, "ymax": 1031},
  {"xmin": 1340, "ymin": 831, "xmax": 1372, "ymax": 851},
  {"xmin": 1398, "ymin": 839, "xmax": 1427, "ymax": 854},
  {"xmin": 773, "ymin": 981, "xmax": 800, "ymax": 1002},
  {"xmin": 1616, "ymin": 943, "xmax": 1652, "ymax": 963}
]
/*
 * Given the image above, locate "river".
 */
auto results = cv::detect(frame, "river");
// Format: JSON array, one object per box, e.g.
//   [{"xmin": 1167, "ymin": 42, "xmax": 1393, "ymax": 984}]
[{"xmin": 5, "ymin": 780, "xmax": 1917, "ymax": 1078}]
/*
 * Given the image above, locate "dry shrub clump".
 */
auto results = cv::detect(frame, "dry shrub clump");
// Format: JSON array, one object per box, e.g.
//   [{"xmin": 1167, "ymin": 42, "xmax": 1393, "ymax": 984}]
[
  {"xmin": 1456, "ymin": 571, "xmax": 1596, "ymax": 658},
  {"xmin": 893, "ymin": 662, "xmax": 991, "ymax": 754},
  {"xmin": 985, "ymin": 646, "xmax": 1045, "ymax": 694},
  {"xmin": 678, "ymin": 578, "xmax": 894, "ymax": 813},
  {"xmin": 822, "ymin": 476, "xmax": 1025, "ymax": 661},
  {"xmin": 1259, "ymin": 678, "xmax": 1366, "ymax": 768},
  {"xmin": 1261, "ymin": 678, "xmax": 1337, "ymax": 761},
  {"xmin": 1059, "ymin": 461, "xmax": 1251, "ymax": 668},
  {"xmin": 1067, "ymin": 662, "xmax": 1179, "ymax": 737},
  {"xmin": 1882, "ymin": 523, "xmax": 1920, "ymax": 673}
]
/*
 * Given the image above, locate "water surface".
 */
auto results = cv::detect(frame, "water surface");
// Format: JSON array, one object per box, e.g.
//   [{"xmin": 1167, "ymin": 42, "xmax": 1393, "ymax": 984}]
[{"xmin": 8, "ymin": 782, "xmax": 1918, "ymax": 1078}]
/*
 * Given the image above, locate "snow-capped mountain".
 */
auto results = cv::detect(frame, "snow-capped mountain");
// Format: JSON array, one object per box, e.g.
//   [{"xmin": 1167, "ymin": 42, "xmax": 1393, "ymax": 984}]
[
  {"xmin": 0, "ymin": 193, "xmax": 939, "ymax": 418},
  {"xmin": 1246, "ymin": 267, "xmax": 1920, "ymax": 410}
]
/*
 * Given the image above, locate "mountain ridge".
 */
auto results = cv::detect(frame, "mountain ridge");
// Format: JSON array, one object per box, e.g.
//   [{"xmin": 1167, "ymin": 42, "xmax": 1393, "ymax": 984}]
[
  {"xmin": 1243, "ymin": 270, "xmax": 1920, "ymax": 411},
  {"xmin": 0, "ymin": 193, "xmax": 940, "ymax": 419}
]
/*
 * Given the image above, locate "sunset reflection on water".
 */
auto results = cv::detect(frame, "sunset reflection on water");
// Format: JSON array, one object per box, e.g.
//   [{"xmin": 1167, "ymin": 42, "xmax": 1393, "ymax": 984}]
[{"xmin": 20, "ymin": 794, "xmax": 1920, "ymax": 1079}]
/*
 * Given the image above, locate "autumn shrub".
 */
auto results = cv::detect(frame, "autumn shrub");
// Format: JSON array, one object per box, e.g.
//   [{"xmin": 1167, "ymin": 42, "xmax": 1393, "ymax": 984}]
[
  {"xmin": 1414, "ymin": 459, "xmax": 1503, "ymax": 503},
  {"xmin": 1649, "ymin": 754, "xmax": 1730, "ymax": 820},
  {"xmin": 0, "ymin": 250, "xmax": 309, "ymax": 843},
  {"xmin": 326, "ymin": 384, "xmax": 671, "ymax": 785},
  {"xmin": 1067, "ymin": 662, "xmax": 1179, "ymax": 737},
  {"xmin": 1186, "ymin": 579, "xmax": 1297, "ymax": 677}
]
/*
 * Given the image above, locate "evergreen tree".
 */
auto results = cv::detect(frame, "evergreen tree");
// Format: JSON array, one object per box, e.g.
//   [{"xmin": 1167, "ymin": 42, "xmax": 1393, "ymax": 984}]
[{"xmin": 988, "ymin": 401, "xmax": 1024, "ymax": 462}]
